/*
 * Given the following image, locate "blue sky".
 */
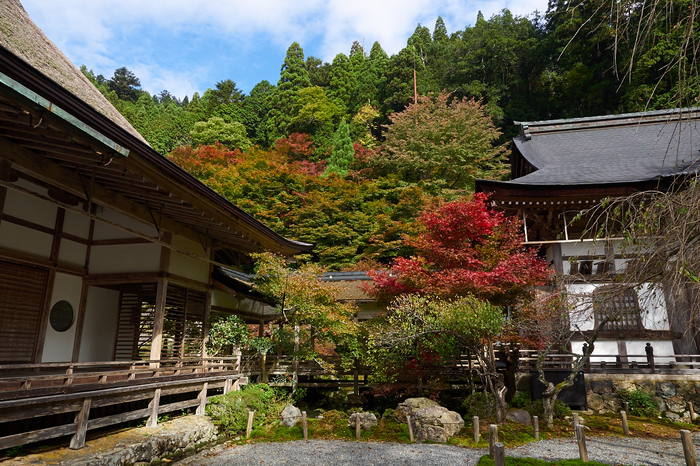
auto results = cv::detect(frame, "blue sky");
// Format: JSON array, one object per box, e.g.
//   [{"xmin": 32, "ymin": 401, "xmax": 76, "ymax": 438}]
[{"xmin": 22, "ymin": 0, "xmax": 549, "ymax": 100}]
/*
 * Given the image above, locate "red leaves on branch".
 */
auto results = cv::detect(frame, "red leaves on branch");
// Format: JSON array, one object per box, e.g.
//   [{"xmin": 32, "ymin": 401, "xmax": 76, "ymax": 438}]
[{"xmin": 368, "ymin": 193, "xmax": 552, "ymax": 304}]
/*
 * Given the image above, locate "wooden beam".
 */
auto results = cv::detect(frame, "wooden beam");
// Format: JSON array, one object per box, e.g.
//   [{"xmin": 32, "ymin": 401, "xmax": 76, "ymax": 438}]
[
  {"xmin": 71, "ymin": 281, "xmax": 90, "ymax": 363},
  {"xmin": 0, "ymin": 136, "xmax": 203, "ymax": 245},
  {"xmin": 34, "ymin": 269, "xmax": 55, "ymax": 363},
  {"xmin": 0, "ymin": 248, "xmax": 86, "ymax": 276}
]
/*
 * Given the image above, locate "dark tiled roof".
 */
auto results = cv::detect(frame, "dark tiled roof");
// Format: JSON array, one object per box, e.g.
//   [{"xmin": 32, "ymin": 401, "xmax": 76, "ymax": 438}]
[{"xmin": 510, "ymin": 108, "xmax": 700, "ymax": 186}]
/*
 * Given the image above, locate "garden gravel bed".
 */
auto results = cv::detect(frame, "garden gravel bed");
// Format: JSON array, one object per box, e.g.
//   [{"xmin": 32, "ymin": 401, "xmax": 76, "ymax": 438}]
[{"xmin": 175, "ymin": 434, "xmax": 700, "ymax": 466}]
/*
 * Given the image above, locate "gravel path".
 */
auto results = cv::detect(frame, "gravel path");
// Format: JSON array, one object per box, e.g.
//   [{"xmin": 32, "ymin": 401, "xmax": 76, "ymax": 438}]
[{"xmin": 175, "ymin": 435, "xmax": 700, "ymax": 466}]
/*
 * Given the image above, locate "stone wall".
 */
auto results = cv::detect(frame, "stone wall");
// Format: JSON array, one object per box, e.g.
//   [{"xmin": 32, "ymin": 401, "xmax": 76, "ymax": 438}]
[
  {"xmin": 585, "ymin": 374, "xmax": 700, "ymax": 419},
  {"xmin": 515, "ymin": 372, "xmax": 700, "ymax": 419}
]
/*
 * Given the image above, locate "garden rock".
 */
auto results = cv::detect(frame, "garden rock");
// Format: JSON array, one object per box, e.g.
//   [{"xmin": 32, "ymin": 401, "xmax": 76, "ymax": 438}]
[
  {"xmin": 280, "ymin": 405, "xmax": 302, "ymax": 427},
  {"xmin": 506, "ymin": 408, "xmax": 532, "ymax": 426},
  {"xmin": 587, "ymin": 393, "xmax": 605, "ymax": 412},
  {"xmin": 394, "ymin": 397, "xmax": 440, "ymax": 423},
  {"xmin": 657, "ymin": 381, "xmax": 676, "ymax": 397},
  {"xmin": 348, "ymin": 412, "xmax": 378, "ymax": 431},
  {"xmin": 411, "ymin": 406, "xmax": 464, "ymax": 443}
]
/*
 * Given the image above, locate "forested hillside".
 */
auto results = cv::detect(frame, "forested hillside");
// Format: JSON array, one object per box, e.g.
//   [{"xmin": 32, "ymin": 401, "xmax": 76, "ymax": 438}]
[{"xmin": 81, "ymin": 2, "xmax": 698, "ymax": 270}]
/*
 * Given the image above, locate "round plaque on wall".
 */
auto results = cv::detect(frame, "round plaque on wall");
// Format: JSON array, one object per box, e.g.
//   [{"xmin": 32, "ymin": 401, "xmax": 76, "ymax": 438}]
[{"xmin": 49, "ymin": 300, "xmax": 74, "ymax": 332}]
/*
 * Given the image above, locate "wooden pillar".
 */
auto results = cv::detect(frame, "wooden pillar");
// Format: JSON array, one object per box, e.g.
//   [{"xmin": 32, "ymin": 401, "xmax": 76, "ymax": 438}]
[
  {"xmin": 201, "ymin": 289, "xmax": 212, "ymax": 359},
  {"xmin": 551, "ymin": 243, "xmax": 564, "ymax": 274},
  {"xmin": 149, "ymin": 277, "xmax": 168, "ymax": 366},
  {"xmin": 0, "ymin": 159, "xmax": 10, "ymax": 228},
  {"xmin": 146, "ymin": 388, "xmax": 162, "ymax": 427},
  {"xmin": 71, "ymin": 281, "xmax": 90, "ymax": 362},
  {"xmin": 69, "ymin": 398, "xmax": 92, "ymax": 449},
  {"xmin": 196, "ymin": 382, "xmax": 208, "ymax": 415}
]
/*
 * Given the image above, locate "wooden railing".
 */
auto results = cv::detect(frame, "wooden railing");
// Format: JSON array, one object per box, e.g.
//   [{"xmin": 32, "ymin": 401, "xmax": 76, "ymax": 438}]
[
  {"xmin": 0, "ymin": 357, "xmax": 245, "ymax": 451},
  {"xmin": 517, "ymin": 348, "xmax": 700, "ymax": 374}
]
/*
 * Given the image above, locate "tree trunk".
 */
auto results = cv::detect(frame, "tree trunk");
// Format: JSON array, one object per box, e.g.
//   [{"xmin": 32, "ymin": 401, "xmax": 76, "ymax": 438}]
[
  {"xmin": 292, "ymin": 324, "xmax": 300, "ymax": 396},
  {"xmin": 261, "ymin": 351, "xmax": 268, "ymax": 383}
]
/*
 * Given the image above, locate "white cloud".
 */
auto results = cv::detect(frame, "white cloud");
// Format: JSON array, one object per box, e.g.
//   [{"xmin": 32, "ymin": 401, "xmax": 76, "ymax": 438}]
[{"xmin": 20, "ymin": 0, "xmax": 549, "ymax": 96}]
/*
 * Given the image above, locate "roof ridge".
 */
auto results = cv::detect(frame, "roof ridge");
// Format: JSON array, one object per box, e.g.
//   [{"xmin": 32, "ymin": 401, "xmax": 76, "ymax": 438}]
[{"xmin": 516, "ymin": 107, "xmax": 700, "ymax": 140}]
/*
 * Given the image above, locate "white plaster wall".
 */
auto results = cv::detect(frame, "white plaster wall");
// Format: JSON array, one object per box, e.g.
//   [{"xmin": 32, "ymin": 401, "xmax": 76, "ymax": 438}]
[
  {"xmin": 89, "ymin": 243, "xmax": 161, "ymax": 274},
  {"xmin": 93, "ymin": 207, "xmax": 159, "ymax": 240},
  {"xmin": 571, "ymin": 339, "xmax": 619, "ymax": 362},
  {"xmin": 79, "ymin": 286, "xmax": 119, "ymax": 362},
  {"xmin": 169, "ymin": 235, "xmax": 209, "ymax": 283},
  {"xmin": 58, "ymin": 240, "xmax": 88, "ymax": 268},
  {"xmin": 0, "ymin": 221, "xmax": 52, "ymax": 258},
  {"xmin": 561, "ymin": 241, "xmax": 606, "ymax": 258},
  {"xmin": 4, "ymin": 188, "xmax": 57, "ymax": 228},
  {"xmin": 63, "ymin": 210, "xmax": 91, "ymax": 238},
  {"xmin": 638, "ymin": 283, "xmax": 669, "ymax": 330},
  {"xmin": 212, "ymin": 289, "xmax": 239, "ymax": 309},
  {"xmin": 566, "ymin": 283, "xmax": 596, "ymax": 331},
  {"xmin": 42, "ymin": 273, "xmax": 82, "ymax": 362},
  {"xmin": 626, "ymin": 340, "xmax": 675, "ymax": 363}
]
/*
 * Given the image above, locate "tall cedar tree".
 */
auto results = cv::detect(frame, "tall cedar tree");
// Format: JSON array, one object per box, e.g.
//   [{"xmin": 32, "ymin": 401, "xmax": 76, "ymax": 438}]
[
  {"xmin": 323, "ymin": 120, "xmax": 354, "ymax": 177},
  {"xmin": 368, "ymin": 192, "xmax": 552, "ymax": 306},
  {"xmin": 265, "ymin": 42, "xmax": 311, "ymax": 143}
]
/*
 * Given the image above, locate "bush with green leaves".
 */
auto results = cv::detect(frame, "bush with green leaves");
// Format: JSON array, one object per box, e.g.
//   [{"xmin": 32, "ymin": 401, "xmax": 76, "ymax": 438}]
[
  {"xmin": 206, "ymin": 314, "xmax": 251, "ymax": 356},
  {"xmin": 510, "ymin": 391, "xmax": 532, "ymax": 410},
  {"xmin": 461, "ymin": 391, "xmax": 497, "ymax": 420},
  {"xmin": 206, "ymin": 383, "xmax": 289, "ymax": 436},
  {"xmin": 617, "ymin": 389, "xmax": 660, "ymax": 417}
]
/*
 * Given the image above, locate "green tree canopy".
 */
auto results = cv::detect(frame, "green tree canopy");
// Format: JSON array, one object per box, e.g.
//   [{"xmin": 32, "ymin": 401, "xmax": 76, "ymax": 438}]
[
  {"xmin": 375, "ymin": 91, "xmax": 507, "ymax": 190},
  {"xmin": 190, "ymin": 116, "xmax": 252, "ymax": 150}
]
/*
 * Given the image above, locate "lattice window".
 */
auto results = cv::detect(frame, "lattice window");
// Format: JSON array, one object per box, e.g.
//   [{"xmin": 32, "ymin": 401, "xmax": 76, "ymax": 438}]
[
  {"xmin": 0, "ymin": 261, "xmax": 48, "ymax": 363},
  {"xmin": 114, "ymin": 283, "xmax": 207, "ymax": 361},
  {"xmin": 113, "ymin": 283, "xmax": 157, "ymax": 360},
  {"xmin": 593, "ymin": 285, "xmax": 643, "ymax": 331}
]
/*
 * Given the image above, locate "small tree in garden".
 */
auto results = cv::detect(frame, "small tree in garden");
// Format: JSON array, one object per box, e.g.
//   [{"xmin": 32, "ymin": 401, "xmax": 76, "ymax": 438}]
[
  {"xmin": 369, "ymin": 294, "xmax": 507, "ymax": 419},
  {"xmin": 206, "ymin": 314, "xmax": 251, "ymax": 356},
  {"xmin": 251, "ymin": 252, "xmax": 360, "ymax": 394},
  {"xmin": 367, "ymin": 193, "xmax": 552, "ymax": 423}
]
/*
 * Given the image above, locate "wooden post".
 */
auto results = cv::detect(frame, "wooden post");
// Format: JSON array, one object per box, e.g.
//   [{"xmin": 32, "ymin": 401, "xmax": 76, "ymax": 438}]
[
  {"xmin": 689, "ymin": 402, "xmax": 697, "ymax": 422},
  {"xmin": 576, "ymin": 424, "xmax": 588, "ymax": 462},
  {"xmin": 69, "ymin": 398, "xmax": 92, "ymax": 449},
  {"xmin": 646, "ymin": 343, "xmax": 655, "ymax": 373},
  {"xmin": 494, "ymin": 442, "xmax": 505, "ymax": 466},
  {"xmin": 473, "ymin": 415, "xmax": 479, "ymax": 443},
  {"xmin": 624, "ymin": 401, "xmax": 630, "ymax": 414},
  {"xmin": 246, "ymin": 411, "xmax": 255, "ymax": 439},
  {"xmin": 223, "ymin": 378, "xmax": 233, "ymax": 395},
  {"xmin": 196, "ymin": 382, "xmax": 208, "ymax": 415},
  {"xmin": 146, "ymin": 389, "xmax": 162, "ymax": 427},
  {"xmin": 533, "ymin": 415, "xmax": 539, "ymax": 440},
  {"xmin": 149, "ymin": 277, "xmax": 168, "ymax": 367},
  {"xmin": 302, "ymin": 411, "xmax": 308, "ymax": 440},
  {"xmin": 489, "ymin": 424, "xmax": 498, "ymax": 459},
  {"xmin": 353, "ymin": 358, "xmax": 360, "ymax": 396},
  {"xmin": 573, "ymin": 412, "xmax": 580, "ymax": 429},
  {"xmin": 621, "ymin": 410, "xmax": 629, "ymax": 435},
  {"xmin": 356, "ymin": 415, "xmax": 362, "ymax": 440},
  {"xmin": 407, "ymin": 415, "xmax": 414, "ymax": 442},
  {"xmin": 681, "ymin": 429, "xmax": 697, "ymax": 466}
]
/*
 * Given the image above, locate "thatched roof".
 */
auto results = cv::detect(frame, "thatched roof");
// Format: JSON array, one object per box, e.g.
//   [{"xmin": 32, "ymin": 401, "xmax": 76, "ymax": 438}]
[{"xmin": 0, "ymin": 0, "xmax": 147, "ymax": 144}]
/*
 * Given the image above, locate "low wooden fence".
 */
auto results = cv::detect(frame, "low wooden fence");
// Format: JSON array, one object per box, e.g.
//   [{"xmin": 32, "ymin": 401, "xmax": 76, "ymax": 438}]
[{"xmin": 0, "ymin": 357, "xmax": 245, "ymax": 451}]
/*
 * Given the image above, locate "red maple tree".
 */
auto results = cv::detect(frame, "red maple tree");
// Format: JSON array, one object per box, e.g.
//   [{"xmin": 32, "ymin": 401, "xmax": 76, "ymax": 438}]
[{"xmin": 368, "ymin": 192, "xmax": 552, "ymax": 304}]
